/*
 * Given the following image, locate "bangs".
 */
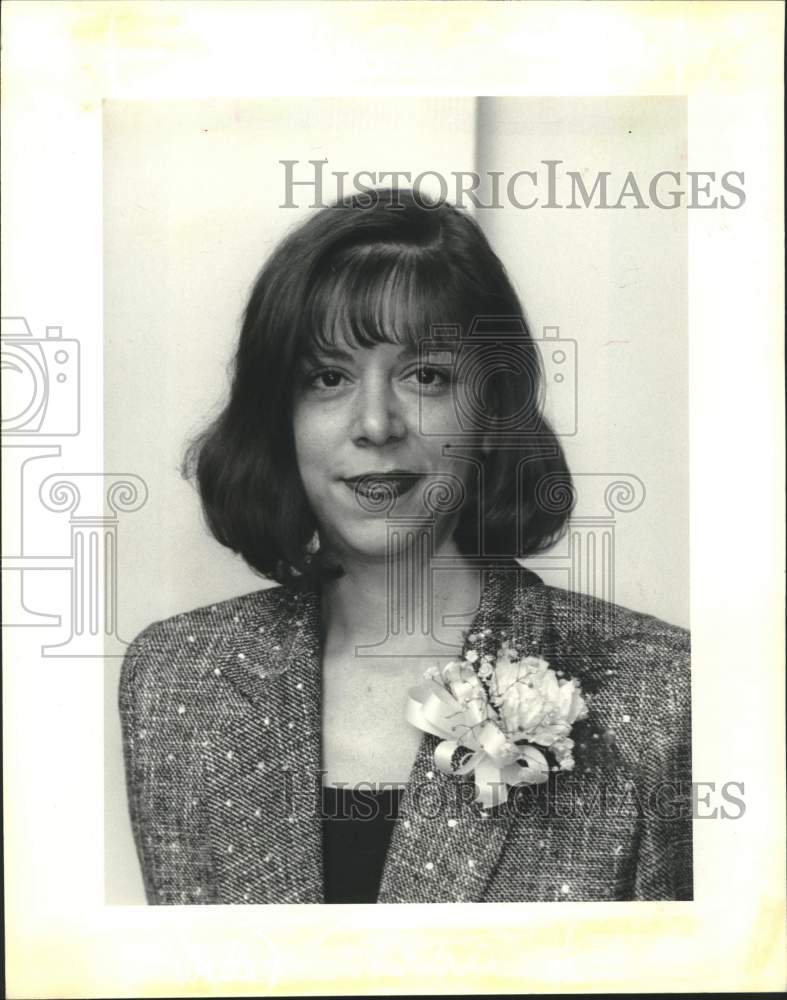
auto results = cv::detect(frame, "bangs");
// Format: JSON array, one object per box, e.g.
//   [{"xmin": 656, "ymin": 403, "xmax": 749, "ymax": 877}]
[{"xmin": 298, "ymin": 245, "xmax": 473, "ymax": 358}]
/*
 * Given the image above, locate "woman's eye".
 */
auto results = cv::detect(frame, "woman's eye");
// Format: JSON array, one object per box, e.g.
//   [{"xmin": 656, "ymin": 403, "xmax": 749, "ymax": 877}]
[
  {"xmin": 406, "ymin": 365, "xmax": 451, "ymax": 389},
  {"xmin": 308, "ymin": 368, "xmax": 346, "ymax": 389}
]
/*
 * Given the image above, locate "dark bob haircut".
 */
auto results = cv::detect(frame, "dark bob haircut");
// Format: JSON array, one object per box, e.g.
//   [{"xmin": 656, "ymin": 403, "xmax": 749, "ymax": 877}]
[{"xmin": 184, "ymin": 188, "xmax": 574, "ymax": 586}]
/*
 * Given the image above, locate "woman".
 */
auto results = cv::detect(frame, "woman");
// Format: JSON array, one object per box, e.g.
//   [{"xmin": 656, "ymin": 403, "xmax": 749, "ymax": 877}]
[{"xmin": 119, "ymin": 188, "xmax": 692, "ymax": 905}]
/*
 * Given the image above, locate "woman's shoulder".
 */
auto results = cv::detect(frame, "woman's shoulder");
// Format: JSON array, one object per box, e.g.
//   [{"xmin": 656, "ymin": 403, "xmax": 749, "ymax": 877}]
[
  {"xmin": 510, "ymin": 572, "xmax": 690, "ymax": 699},
  {"xmin": 505, "ymin": 562, "xmax": 688, "ymax": 650},
  {"xmin": 525, "ymin": 583, "xmax": 691, "ymax": 766},
  {"xmin": 533, "ymin": 581, "xmax": 690, "ymax": 712},
  {"xmin": 542, "ymin": 582, "xmax": 689, "ymax": 650},
  {"xmin": 126, "ymin": 583, "xmax": 292, "ymax": 648},
  {"xmin": 118, "ymin": 583, "xmax": 300, "ymax": 698}
]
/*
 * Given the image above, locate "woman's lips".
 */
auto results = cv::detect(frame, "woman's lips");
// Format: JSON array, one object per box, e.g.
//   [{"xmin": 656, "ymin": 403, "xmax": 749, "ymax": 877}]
[{"xmin": 342, "ymin": 473, "xmax": 423, "ymax": 499}]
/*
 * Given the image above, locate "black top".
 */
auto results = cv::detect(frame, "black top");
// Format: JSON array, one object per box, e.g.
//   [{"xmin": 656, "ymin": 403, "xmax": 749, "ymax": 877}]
[{"xmin": 321, "ymin": 784, "xmax": 405, "ymax": 903}]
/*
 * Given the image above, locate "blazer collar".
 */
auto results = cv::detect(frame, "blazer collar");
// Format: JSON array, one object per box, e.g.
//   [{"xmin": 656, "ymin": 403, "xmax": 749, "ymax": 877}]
[{"xmin": 203, "ymin": 559, "xmax": 551, "ymax": 904}]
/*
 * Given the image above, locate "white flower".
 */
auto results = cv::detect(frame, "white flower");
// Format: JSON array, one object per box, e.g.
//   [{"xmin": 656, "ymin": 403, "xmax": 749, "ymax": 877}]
[
  {"xmin": 558, "ymin": 677, "xmax": 588, "ymax": 725},
  {"xmin": 550, "ymin": 735, "xmax": 576, "ymax": 768},
  {"xmin": 477, "ymin": 660, "xmax": 494, "ymax": 680},
  {"xmin": 440, "ymin": 658, "xmax": 489, "ymax": 730},
  {"xmin": 441, "ymin": 659, "xmax": 467, "ymax": 684},
  {"xmin": 465, "ymin": 649, "xmax": 479, "ymax": 664},
  {"xmin": 492, "ymin": 655, "xmax": 587, "ymax": 748}
]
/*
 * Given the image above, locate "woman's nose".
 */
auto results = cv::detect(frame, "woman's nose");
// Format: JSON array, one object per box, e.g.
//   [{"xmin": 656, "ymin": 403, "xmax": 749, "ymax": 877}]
[{"xmin": 352, "ymin": 379, "xmax": 406, "ymax": 446}]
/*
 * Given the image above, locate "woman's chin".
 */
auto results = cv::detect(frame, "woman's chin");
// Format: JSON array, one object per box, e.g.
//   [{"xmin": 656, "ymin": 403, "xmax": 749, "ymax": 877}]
[{"xmin": 322, "ymin": 518, "xmax": 450, "ymax": 565}]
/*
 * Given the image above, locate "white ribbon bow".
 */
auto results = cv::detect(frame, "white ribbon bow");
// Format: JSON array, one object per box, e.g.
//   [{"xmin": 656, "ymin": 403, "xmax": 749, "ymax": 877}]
[{"xmin": 406, "ymin": 678, "xmax": 550, "ymax": 808}]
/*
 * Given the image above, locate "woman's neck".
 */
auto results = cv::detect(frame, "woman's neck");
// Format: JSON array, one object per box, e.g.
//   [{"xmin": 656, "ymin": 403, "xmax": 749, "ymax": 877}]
[{"xmin": 319, "ymin": 539, "xmax": 483, "ymax": 656}]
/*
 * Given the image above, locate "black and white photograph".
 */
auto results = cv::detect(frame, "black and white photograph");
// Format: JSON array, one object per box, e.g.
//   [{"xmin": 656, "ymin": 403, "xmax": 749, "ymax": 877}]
[
  {"xmin": 106, "ymin": 97, "xmax": 693, "ymax": 906},
  {"xmin": 2, "ymin": 2, "xmax": 784, "ymax": 996}
]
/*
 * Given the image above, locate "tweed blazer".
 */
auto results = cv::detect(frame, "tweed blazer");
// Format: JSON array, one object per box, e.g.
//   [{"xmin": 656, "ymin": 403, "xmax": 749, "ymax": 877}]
[{"xmin": 119, "ymin": 560, "xmax": 692, "ymax": 904}]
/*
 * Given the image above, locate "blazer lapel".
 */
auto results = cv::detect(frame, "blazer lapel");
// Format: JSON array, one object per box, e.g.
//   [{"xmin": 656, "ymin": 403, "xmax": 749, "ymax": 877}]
[
  {"xmin": 377, "ymin": 561, "xmax": 551, "ymax": 903},
  {"xmin": 202, "ymin": 585, "xmax": 326, "ymax": 904}
]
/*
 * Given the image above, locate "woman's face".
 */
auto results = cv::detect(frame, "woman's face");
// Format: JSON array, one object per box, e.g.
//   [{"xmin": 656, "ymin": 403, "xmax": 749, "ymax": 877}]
[{"xmin": 293, "ymin": 338, "xmax": 481, "ymax": 565}]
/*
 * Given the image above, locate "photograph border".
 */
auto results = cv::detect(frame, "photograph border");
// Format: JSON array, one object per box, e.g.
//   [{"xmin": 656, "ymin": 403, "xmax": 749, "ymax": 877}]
[{"xmin": 2, "ymin": 2, "xmax": 784, "ymax": 996}]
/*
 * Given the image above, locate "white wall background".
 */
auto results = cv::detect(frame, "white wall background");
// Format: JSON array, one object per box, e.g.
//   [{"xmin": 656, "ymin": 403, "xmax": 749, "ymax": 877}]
[
  {"xmin": 477, "ymin": 98, "xmax": 688, "ymax": 621},
  {"xmin": 104, "ymin": 97, "xmax": 687, "ymax": 903}
]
